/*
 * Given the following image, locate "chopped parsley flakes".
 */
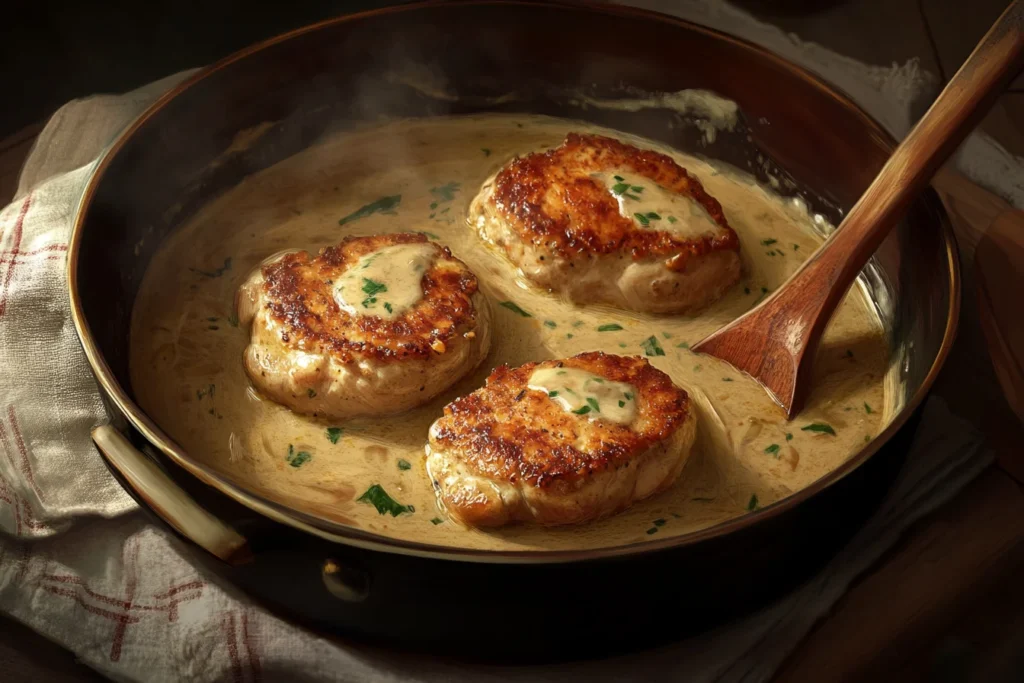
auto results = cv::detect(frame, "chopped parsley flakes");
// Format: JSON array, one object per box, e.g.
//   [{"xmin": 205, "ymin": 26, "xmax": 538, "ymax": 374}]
[
  {"xmin": 499, "ymin": 301, "xmax": 531, "ymax": 317},
  {"xmin": 747, "ymin": 494, "xmax": 759, "ymax": 511},
  {"xmin": 326, "ymin": 427, "xmax": 343, "ymax": 444},
  {"xmin": 801, "ymin": 422, "xmax": 836, "ymax": 436},
  {"xmin": 430, "ymin": 181, "xmax": 460, "ymax": 202},
  {"xmin": 597, "ymin": 323, "xmax": 623, "ymax": 332},
  {"xmin": 397, "ymin": 459, "xmax": 412, "ymax": 471},
  {"xmin": 357, "ymin": 484, "xmax": 414, "ymax": 516},
  {"xmin": 286, "ymin": 444, "xmax": 311, "ymax": 468},
  {"xmin": 640, "ymin": 336, "xmax": 665, "ymax": 357},
  {"xmin": 764, "ymin": 444, "xmax": 780, "ymax": 457},
  {"xmin": 338, "ymin": 195, "xmax": 401, "ymax": 225}
]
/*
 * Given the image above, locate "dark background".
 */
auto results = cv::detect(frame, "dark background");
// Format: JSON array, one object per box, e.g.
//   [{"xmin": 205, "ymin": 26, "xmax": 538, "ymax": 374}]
[{"xmin": 0, "ymin": 1, "xmax": 420, "ymax": 135}]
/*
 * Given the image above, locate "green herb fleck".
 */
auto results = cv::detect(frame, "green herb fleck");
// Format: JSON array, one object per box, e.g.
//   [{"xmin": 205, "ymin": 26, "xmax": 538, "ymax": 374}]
[
  {"xmin": 440, "ymin": 207, "xmax": 450, "ymax": 215},
  {"xmin": 481, "ymin": 148, "xmax": 491, "ymax": 157},
  {"xmin": 613, "ymin": 175, "xmax": 624, "ymax": 181},
  {"xmin": 634, "ymin": 212, "xmax": 650, "ymax": 226},
  {"xmin": 586, "ymin": 397, "xmax": 601, "ymax": 413},
  {"xmin": 646, "ymin": 527, "xmax": 659, "ymax": 535},
  {"xmin": 286, "ymin": 444, "xmax": 312, "ymax": 468},
  {"xmin": 785, "ymin": 432, "xmax": 793, "ymax": 441},
  {"xmin": 429, "ymin": 202, "xmax": 438, "ymax": 210},
  {"xmin": 307, "ymin": 388, "xmax": 317, "ymax": 398},
  {"xmin": 572, "ymin": 405, "xmax": 592, "ymax": 415},
  {"xmin": 430, "ymin": 517, "xmax": 444, "ymax": 525},
  {"xmin": 646, "ymin": 212, "xmax": 661, "ymax": 220},
  {"xmin": 801, "ymin": 422, "xmax": 837, "ymax": 436},
  {"xmin": 864, "ymin": 435, "xmax": 871, "ymax": 443},
  {"xmin": 430, "ymin": 182, "xmax": 460, "ymax": 202},
  {"xmin": 764, "ymin": 444, "xmax": 780, "ymax": 457},
  {"xmin": 677, "ymin": 342, "xmax": 689, "ymax": 349},
  {"xmin": 625, "ymin": 193, "xmax": 641, "ymax": 200},
  {"xmin": 397, "ymin": 459, "xmax": 412, "ymax": 471},
  {"xmin": 747, "ymin": 494, "xmax": 759, "ymax": 511},
  {"xmin": 499, "ymin": 301, "xmax": 531, "ymax": 317},
  {"xmin": 618, "ymin": 400, "xmax": 625, "ymax": 407},
  {"xmin": 611, "ymin": 182, "xmax": 630, "ymax": 195},
  {"xmin": 338, "ymin": 195, "xmax": 401, "ymax": 225},
  {"xmin": 624, "ymin": 392, "xmax": 634, "ymax": 400},
  {"xmin": 326, "ymin": 427, "xmax": 343, "ymax": 444},
  {"xmin": 196, "ymin": 384, "xmax": 215, "ymax": 400},
  {"xmin": 667, "ymin": 216, "xmax": 678, "ymax": 224},
  {"xmin": 653, "ymin": 518, "xmax": 666, "ymax": 527},
  {"xmin": 693, "ymin": 364, "xmax": 702, "ymax": 372},
  {"xmin": 206, "ymin": 316, "xmax": 218, "ymax": 322},
  {"xmin": 543, "ymin": 320, "xmax": 557, "ymax": 328},
  {"xmin": 227, "ymin": 313, "xmax": 239, "ymax": 327},
  {"xmin": 361, "ymin": 278, "xmax": 388, "ymax": 297},
  {"xmin": 722, "ymin": 377, "xmax": 733, "ymax": 382},
  {"xmin": 640, "ymin": 335, "xmax": 665, "ymax": 357},
  {"xmin": 761, "ymin": 238, "xmax": 778, "ymax": 246},
  {"xmin": 357, "ymin": 484, "xmax": 413, "ymax": 516},
  {"xmin": 864, "ymin": 402, "xmax": 873, "ymax": 414},
  {"xmin": 632, "ymin": 186, "xmax": 645, "ymax": 193},
  {"xmin": 572, "ymin": 321, "xmax": 585, "ymax": 328},
  {"xmin": 661, "ymin": 331, "xmax": 672, "ymax": 339},
  {"xmin": 619, "ymin": 343, "xmax": 628, "ymax": 348},
  {"xmin": 189, "ymin": 257, "xmax": 232, "ymax": 279},
  {"xmin": 793, "ymin": 244, "xmax": 800, "ymax": 251},
  {"xmin": 744, "ymin": 286, "xmax": 751, "ymax": 295},
  {"xmin": 384, "ymin": 302, "xmax": 393, "ymax": 314},
  {"xmin": 597, "ymin": 323, "xmax": 623, "ymax": 332},
  {"xmin": 566, "ymin": 333, "xmax": 574, "ymax": 339},
  {"xmin": 547, "ymin": 391, "xmax": 559, "ymax": 398}
]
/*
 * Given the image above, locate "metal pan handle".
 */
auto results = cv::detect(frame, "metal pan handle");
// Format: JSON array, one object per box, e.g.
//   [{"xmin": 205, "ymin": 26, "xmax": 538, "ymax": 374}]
[{"xmin": 92, "ymin": 425, "xmax": 252, "ymax": 565}]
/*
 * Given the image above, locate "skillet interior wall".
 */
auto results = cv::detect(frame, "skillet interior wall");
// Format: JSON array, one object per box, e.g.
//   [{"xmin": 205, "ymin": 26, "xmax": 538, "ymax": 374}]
[{"xmin": 75, "ymin": 2, "xmax": 945, "ymax": 430}]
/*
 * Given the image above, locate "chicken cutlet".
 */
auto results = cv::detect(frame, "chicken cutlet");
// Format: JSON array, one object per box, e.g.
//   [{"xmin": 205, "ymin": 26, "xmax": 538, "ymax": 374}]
[
  {"xmin": 237, "ymin": 233, "xmax": 490, "ymax": 419},
  {"xmin": 470, "ymin": 132, "xmax": 742, "ymax": 313},
  {"xmin": 425, "ymin": 351, "xmax": 697, "ymax": 527}
]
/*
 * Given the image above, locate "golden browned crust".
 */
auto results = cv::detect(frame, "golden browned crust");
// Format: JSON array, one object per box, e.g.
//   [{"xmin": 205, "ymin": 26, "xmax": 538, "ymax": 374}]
[
  {"xmin": 489, "ymin": 133, "xmax": 740, "ymax": 272},
  {"xmin": 258, "ymin": 233, "xmax": 479, "ymax": 362},
  {"xmin": 430, "ymin": 352, "xmax": 690, "ymax": 489}
]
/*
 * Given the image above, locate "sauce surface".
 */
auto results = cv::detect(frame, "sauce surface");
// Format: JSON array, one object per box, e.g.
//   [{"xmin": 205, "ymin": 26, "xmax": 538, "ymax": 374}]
[
  {"xmin": 527, "ymin": 367, "xmax": 638, "ymax": 425},
  {"xmin": 598, "ymin": 170, "xmax": 721, "ymax": 237},
  {"xmin": 129, "ymin": 114, "xmax": 888, "ymax": 551},
  {"xmin": 332, "ymin": 243, "xmax": 435, "ymax": 320}
]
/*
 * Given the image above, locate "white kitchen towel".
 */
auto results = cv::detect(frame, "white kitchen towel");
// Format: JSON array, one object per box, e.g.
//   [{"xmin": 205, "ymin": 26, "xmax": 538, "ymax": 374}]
[{"xmin": 0, "ymin": 1, "xmax": 1016, "ymax": 681}]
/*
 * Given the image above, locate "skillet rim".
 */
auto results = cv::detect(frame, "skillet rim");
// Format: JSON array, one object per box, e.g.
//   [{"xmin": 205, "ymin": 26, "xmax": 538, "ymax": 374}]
[{"xmin": 66, "ymin": 0, "xmax": 961, "ymax": 564}]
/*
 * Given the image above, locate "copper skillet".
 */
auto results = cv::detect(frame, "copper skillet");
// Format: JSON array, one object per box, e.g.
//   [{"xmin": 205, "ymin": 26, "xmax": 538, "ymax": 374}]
[{"xmin": 67, "ymin": 0, "xmax": 959, "ymax": 659}]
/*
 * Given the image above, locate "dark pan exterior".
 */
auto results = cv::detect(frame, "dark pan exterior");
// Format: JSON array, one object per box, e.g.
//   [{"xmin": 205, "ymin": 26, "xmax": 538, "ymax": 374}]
[{"xmin": 69, "ymin": 0, "xmax": 958, "ymax": 658}]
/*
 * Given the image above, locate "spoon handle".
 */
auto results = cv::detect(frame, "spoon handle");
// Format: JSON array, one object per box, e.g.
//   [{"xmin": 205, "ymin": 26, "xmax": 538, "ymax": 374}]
[
  {"xmin": 802, "ymin": 0, "xmax": 1023, "ymax": 299},
  {"xmin": 694, "ymin": 0, "xmax": 1023, "ymax": 416}
]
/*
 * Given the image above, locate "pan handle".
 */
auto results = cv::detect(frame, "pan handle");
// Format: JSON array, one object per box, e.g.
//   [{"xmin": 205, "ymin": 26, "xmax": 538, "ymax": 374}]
[{"xmin": 92, "ymin": 425, "xmax": 252, "ymax": 565}]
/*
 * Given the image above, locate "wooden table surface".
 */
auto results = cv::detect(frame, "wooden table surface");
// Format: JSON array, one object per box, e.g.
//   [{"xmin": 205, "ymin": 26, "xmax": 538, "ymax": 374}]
[{"xmin": 1, "ymin": 126, "xmax": 1022, "ymax": 682}]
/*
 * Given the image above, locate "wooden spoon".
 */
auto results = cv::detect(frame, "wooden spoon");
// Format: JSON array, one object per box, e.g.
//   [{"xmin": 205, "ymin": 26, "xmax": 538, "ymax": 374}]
[{"xmin": 692, "ymin": 0, "xmax": 1024, "ymax": 418}]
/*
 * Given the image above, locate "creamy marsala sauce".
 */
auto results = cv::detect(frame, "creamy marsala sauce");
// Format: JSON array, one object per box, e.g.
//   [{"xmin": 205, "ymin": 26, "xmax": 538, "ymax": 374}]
[{"xmin": 130, "ymin": 114, "xmax": 888, "ymax": 551}]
